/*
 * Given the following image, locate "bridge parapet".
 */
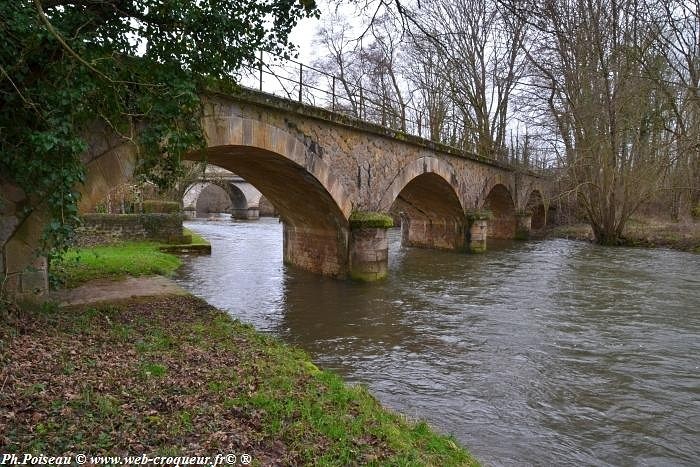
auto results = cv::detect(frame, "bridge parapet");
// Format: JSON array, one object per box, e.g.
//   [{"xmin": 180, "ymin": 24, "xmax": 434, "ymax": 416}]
[
  {"xmin": 233, "ymin": 52, "xmax": 553, "ymax": 175},
  {"xmin": 1, "ymin": 85, "xmax": 554, "ymax": 298}
]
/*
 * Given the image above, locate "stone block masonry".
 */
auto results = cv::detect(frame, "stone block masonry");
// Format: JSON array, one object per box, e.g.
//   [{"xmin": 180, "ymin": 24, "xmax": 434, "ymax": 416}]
[
  {"xmin": 467, "ymin": 220, "xmax": 488, "ymax": 253},
  {"xmin": 464, "ymin": 210, "xmax": 491, "ymax": 253},
  {"xmin": 232, "ymin": 207, "xmax": 260, "ymax": 220},
  {"xmin": 77, "ymin": 213, "xmax": 185, "ymax": 246},
  {"xmin": 515, "ymin": 212, "xmax": 533, "ymax": 241},
  {"xmin": 347, "ymin": 212, "xmax": 393, "ymax": 281},
  {"xmin": 348, "ymin": 227, "xmax": 389, "ymax": 281},
  {"xmin": 283, "ymin": 224, "xmax": 349, "ymax": 278},
  {"xmin": 1, "ymin": 87, "xmax": 552, "ymax": 298},
  {"xmin": 401, "ymin": 217, "xmax": 467, "ymax": 251}
]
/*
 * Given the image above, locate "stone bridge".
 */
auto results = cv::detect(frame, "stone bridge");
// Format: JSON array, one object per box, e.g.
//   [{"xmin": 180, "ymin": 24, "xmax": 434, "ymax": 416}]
[
  {"xmin": 182, "ymin": 167, "xmax": 271, "ymax": 219},
  {"xmin": 1, "ymin": 88, "xmax": 551, "ymax": 297}
]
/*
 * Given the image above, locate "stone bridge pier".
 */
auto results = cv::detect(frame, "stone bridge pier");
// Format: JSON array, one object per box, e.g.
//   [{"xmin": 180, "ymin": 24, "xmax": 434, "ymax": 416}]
[{"xmin": 1, "ymin": 89, "xmax": 551, "ymax": 299}]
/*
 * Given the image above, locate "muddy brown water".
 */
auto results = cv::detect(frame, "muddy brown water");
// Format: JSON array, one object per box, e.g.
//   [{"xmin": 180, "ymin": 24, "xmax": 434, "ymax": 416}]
[{"xmin": 175, "ymin": 218, "xmax": 700, "ymax": 466}]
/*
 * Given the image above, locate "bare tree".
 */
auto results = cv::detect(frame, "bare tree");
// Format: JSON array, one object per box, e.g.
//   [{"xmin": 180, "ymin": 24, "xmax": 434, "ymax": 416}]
[
  {"xmin": 314, "ymin": 7, "xmax": 412, "ymax": 131},
  {"xmin": 643, "ymin": 0, "xmax": 700, "ymax": 219},
  {"xmin": 413, "ymin": 0, "xmax": 528, "ymax": 157},
  {"xmin": 366, "ymin": 13, "xmax": 409, "ymax": 131},
  {"xmin": 508, "ymin": 0, "xmax": 674, "ymax": 244},
  {"xmin": 403, "ymin": 33, "xmax": 451, "ymax": 141},
  {"xmin": 313, "ymin": 11, "xmax": 364, "ymax": 116}
]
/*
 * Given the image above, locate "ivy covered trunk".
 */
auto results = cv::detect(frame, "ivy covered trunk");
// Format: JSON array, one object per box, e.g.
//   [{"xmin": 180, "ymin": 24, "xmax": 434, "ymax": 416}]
[{"xmin": 0, "ymin": 1, "xmax": 316, "ymax": 299}]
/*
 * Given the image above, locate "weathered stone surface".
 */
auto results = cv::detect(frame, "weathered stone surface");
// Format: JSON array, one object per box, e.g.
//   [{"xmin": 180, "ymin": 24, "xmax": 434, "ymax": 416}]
[
  {"xmin": 349, "ymin": 226, "xmax": 389, "ymax": 281},
  {"xmin": 468, "ymin": 219, "xmax": 488, "ymax": 253},
  {"xmin": 21, "ymin": 270, "xmax": 48, "ymax": 294},
  {"xmin": 526, "ymin": 190, "xmax": 547, "ymax": 230},
  {"xmin": 0, "ymin": 215, "xmax": 19, "ymax": 247},
  {"xmin": 515, "ymin": 213, "xmax": 533, "ymax": 241},
  {"xmin": 1, "ymin": 88, "xmax": 553, "ymax": 297},
  {"xmin": 283, "ymin": 224, "xmax": 348, "ymax": 278},
  {"xmin": 401, "ymin": 218, "xmax": 467, "ymax": 251},
  {"xmin": 483, "ymin": 184, "xmax": 517, "ymax": 239},
  {"xmin": 0, "ymin": 182, "xmax": 25, "ymax": 204},
  {"xmin": 200, "ymin": 90, "xmax": 549, "ymax": 214},
  {"xmin": 259, "ymin": 195, "xmax": 276, "ymax": 217},
  {"xmin": 5, "ymin": 223, "xmax": 43, "ymax": 274},
  {"xmin": 232, "ymin": 207, "xmax": 260, "ymax": 220},
  {"xmin": 3, "ymin": 273, "xmax": 20, "ymax": 296},
  {"xmin": 79, "ymin": 142, "xmax": 137, "ymax": 213},
  {"xmin": 76, "ymin": 213, "xmax": 184, "ymax": 246},
  {"xmin": 0, "ymin": 200, "xmax": 49, "ymax": 298}
]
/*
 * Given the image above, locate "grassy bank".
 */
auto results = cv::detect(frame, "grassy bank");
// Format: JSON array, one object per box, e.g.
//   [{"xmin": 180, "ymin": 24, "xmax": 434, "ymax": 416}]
[
  {"xmin": 183, "ymin": 227, "xmax": 208, "ymax": 246},
  {"xmin": 0, "ymin": 295, "xmax": 476, "ymax": 465},
  {"xmin": 52, "ymin": 242, "xmax": 183, "ymax": 288},
  {"xmin": 542, "ymin": 218, "xmax": 700, "ymax": 252},
  {"xmin": 52, "ymin": 229, "xmax": 212, "ymax": 288}
]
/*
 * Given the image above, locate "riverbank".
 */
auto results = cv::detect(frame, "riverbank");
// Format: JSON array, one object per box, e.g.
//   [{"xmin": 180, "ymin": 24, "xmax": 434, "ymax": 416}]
[
  {"xmin": 0, "ymin": 294, "xmax": 474, "ymax": 465},
  {"xmin": 2, "ymin": 239, "xmax": 476, "ymax": 465},
  {"xmin": 540, "ymin": 218, "xmax": 700, "ymax": 252},
  {"xmin": 51, "ymin": 228, "xmax": 210, "ymax": 288}
]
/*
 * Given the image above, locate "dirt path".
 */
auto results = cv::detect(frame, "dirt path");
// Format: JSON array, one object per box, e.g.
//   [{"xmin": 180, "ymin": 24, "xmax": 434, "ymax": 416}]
[{"xmin": 49, "ymin": 275, "xmax": 188, "ymax": 306}]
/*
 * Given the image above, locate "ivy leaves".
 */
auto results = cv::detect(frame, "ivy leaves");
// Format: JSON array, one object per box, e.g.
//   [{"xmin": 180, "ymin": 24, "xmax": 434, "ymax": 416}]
[{"xmin": 0, "ymin": 0, "xmax": 317, "ymax": 256}]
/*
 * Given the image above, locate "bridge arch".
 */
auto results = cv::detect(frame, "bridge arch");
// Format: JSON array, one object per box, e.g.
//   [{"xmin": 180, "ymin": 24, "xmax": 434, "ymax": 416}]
[
  {"xmin": 199, "ymin": 182, "xmax": 237, "ymax": 216},
  {"xmin": 382, "ymin": 157, "xmax": 467, "ymax": 250},
  {"xmin": 2, "ymin": 91, "xmax": 556, "ymax": 297},
  {"xmin": 191, "ymin": 116, "xmax": 353, "ymax": 277},
  {"xmin": 258, "ymin": 194, "xmax": 277, "ymax": 216},
  {"xmin": 183, "ymin": 181, "xmax": 236, "ymax": 217},
  {"xmin": 525, "ymin": 188, "xmax": 547, "ymax": 230},
  {"xmin": 200, "ymin": 116, "xmax": 352, "ymax": 219},
  {"xmin": 379, "ymin": 157, "xmax": 464, "ymax": 210},
  {"xmin": 483, "ymin": 183, "xmax": 517, "ymax": 239}
]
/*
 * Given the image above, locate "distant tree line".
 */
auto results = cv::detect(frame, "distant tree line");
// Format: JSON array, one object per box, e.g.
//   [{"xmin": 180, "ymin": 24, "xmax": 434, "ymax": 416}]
[{"xmin": 315, "ymin": 0, "xmax": 699, "ymax": 244}]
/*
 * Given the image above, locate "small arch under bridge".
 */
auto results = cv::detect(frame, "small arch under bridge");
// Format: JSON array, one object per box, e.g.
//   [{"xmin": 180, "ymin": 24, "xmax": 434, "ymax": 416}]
[{"xmin": 182, "ymin": 167, "xmax": 275, "ymax": 219}]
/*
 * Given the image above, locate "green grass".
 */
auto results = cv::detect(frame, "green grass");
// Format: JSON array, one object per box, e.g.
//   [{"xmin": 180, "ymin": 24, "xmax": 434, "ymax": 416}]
[
  {"xmin": 52, "ymin": 229, "xmax": 213, "ymax": 287},
  {"xmin": 52, "ymin": 242, "xmax": 182, "ymax": 288},
  {"xmin": 1, "ymin": 296, "xmax": 478, "ymax": 465},
  {"xmin": 183, "ymin": 227, "xmax": 208, "ymax": 246}
]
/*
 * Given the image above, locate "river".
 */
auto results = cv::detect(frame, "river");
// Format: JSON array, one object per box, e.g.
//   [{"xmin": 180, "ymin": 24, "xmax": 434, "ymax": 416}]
[{"xmin": 174, "ymin": 218, "xmax": 700, "ymax": 466}]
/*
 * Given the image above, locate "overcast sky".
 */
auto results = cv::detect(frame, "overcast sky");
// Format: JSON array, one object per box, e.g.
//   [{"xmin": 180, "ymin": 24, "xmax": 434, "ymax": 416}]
[
  {"xmin": 289, "ymin": 14, "xmax": 322, "ymax": 64},
  {"xmin": 288, "ymin": 1, "xmax": 372, "ymax": 64}
]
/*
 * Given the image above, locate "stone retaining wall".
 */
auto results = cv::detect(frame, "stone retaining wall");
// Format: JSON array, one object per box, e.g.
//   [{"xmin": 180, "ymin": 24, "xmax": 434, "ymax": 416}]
[{"xmin": 76, "ymin": 213, "xmax": 185, "ymax": 246}]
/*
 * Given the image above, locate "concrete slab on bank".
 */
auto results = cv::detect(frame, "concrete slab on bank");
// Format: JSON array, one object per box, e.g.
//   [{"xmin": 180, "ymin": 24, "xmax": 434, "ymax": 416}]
[{"xmin": 50, "ymin": 275, "xmax": 188, "ymax": 307}]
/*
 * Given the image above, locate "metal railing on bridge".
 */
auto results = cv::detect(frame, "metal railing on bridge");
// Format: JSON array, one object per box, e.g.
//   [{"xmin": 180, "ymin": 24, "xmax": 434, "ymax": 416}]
[{"xmin": 234, "ymin": 51, "xmax": 553, "ymax": 175}]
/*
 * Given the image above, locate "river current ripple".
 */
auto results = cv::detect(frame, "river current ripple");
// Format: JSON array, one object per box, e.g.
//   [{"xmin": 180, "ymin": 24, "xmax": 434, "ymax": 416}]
[{"xmin": 175, "ymin": 219, "xmax": 700, "ymax": 466}]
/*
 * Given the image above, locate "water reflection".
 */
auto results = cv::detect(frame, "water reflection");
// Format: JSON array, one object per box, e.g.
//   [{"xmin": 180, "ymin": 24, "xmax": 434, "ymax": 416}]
[{"xmin": 175, "ymin": 219, "xmax": 700, "ymax": 466}]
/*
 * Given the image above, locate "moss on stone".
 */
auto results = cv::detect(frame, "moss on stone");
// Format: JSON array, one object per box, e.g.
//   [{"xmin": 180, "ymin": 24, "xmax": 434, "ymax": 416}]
[
  {"xmin": 349, "ymin": 270, "xmax": 388, "ymax": 282},
  {"xmin": 469, "ymin": 244, "xmax": 487, "ymax": 253},
  {"xmin": 157, "ymin": 228, "xmax": 212, "ymax": 255},
  {"xmin": 349, "ymin": 211, "xmax": 394, "ymax": 229},
  {"xmin": 465, "ymin": 209, "xmax": 492, "ymax": 221},
  {"xmin": 692, "ymin": 204, "xmax": 700, "ymax": 219},
  {"xmin": 142, "ymin": 200, "xmax": 181, "ymax": 214}
]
